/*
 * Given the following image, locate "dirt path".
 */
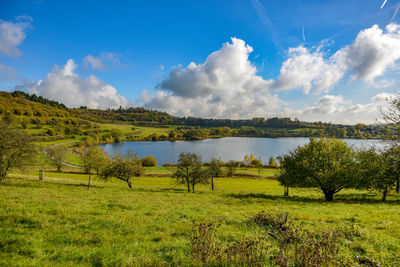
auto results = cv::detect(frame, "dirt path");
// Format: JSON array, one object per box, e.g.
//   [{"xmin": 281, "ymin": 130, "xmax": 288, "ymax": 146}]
[{"xmin": 42, "ymin": 140, "xmax": 83, "ymax": 169}]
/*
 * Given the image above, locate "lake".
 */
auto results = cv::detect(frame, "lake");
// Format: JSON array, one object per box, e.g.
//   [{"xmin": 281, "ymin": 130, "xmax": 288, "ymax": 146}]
[{"xmin": 98, "ymin": 137, "xmax": 389, "ymax": 165}]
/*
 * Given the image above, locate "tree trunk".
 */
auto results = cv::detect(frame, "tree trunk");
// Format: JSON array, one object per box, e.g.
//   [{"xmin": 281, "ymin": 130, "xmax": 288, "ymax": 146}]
[
  {"xmin": 323, "ymin": 189, "xmax": 335, "ymax": 201},
  {"xmin": 382, "ymin": 187, "xmax": 388, "ymax": 201},
  {"xmin": 192, "ymin": 183, "xmax": 195, "ymax": 193},
  {"xmin": 284, "ymin": 186, "xmax": 289, "ymax": 196},
  {"xmin": 127, "ymin": 179, "xmax": 132, "ymax": 188},
  {"xmin": 211, "ymin": 176, "xmax": 214, "ymax": 191},
  {"xmin": 39, "ymin": 170, "xmax": 44, "ymax": 181},
  {"xmin": 187, "ymin": 177, "xmax": 190, "ymax": 193},
  {"xmin": 88, "ymin": 173, "xmax": 91, "ymax": 189},
  {"xmin": 396, "ymin": 179, "xmax": 399, "ymax": 194}
]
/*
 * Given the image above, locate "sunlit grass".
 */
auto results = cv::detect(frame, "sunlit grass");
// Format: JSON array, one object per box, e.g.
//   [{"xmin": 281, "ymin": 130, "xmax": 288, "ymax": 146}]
[{"xmin": 1, "ymin": 172, "xmax": 400, "ymax": 266}]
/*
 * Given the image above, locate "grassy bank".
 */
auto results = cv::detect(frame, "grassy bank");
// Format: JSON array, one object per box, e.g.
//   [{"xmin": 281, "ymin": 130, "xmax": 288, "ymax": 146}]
[{"xmin": 1, "ymin": 173, "xmax": 399, "ymax": 266}]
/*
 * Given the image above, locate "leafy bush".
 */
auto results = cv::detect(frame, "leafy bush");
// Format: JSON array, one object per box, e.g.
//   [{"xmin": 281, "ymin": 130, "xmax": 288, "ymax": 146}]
[
  {"xmin": 141, "ymin": 155, "xmax": 157, "ymax": 167},
  {"xmin": 251, "ymin": 158, "xmax": 262, "ymax": 167}
]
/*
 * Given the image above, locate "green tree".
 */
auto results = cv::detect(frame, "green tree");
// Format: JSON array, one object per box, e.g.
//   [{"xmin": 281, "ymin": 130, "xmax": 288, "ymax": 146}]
[
  {"xmin": 0, "ymin": 121, "xmax": 36, "ymax": 182},
  {"xmin": 168, "ymin": 129, "xmax": 177, "ymax": 139},
  {"xmin": 111, "ymin": 129, "xmax": 123, "ymax": 143},
  {"xmin": 357, "ymin": 148, "xmax": 399, "ymax": 201},
  {"xmin": 47, "ymin": 146, "xmax": 66, "ymax": 172},
  {"xmin": 268, "ymin": 156, "xmax": 279, "ymax": 168},
  {"xmin": 278, "ymin": 138, "xmax": 358, "ymax": 201},
  {"xmin": 100, "ymin": 152, "xmax": 144, "ymax": 188},
  {"xmin": 173, "ymin": 152, "xmax": 207, "ymax": 193},
  {"xmin": 81, "ymin": 146, "xmax": 109, "ymax": 189},
  {"xmin": 207, "ymin": 158, "xmax": 222, "ymax": 191},
  {"xmin": 226, "ymin": 160, "xmax": 239, "ymax": 177}
]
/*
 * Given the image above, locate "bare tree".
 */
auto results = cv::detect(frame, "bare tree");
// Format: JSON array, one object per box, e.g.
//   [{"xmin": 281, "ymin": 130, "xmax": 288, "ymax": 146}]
[
  {"xmin": 0, "ymin": 121, "xmax": 36, "ymax": 182},
  {"xmin": 380, "ymin": 94, "xmax": 400, "ymax": 193}
]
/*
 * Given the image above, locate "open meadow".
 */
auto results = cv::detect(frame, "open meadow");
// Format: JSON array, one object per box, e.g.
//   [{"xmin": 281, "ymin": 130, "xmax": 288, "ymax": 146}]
[{"xmin": 1, "ymin": 170, "xmax": 400, "ymax": 266}]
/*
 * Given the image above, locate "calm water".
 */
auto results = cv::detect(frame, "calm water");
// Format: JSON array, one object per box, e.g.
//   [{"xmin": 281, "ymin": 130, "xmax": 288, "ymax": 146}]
[{"xmin": 98, "ymin": 137, "xmax": 388, "ymax": 165}]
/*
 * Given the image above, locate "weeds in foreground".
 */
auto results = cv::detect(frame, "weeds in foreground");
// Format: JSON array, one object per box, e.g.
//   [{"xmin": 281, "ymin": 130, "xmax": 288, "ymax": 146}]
[
  {"xmin": 190, "ymin": 222, "xmax": 270, "ymax": 266},
  {"xmin": 190, "ymin": 211, "xmax": 364, "ymax": 267}
]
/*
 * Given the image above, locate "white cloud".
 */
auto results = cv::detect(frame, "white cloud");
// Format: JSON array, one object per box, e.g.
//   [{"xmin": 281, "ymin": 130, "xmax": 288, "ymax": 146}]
[
  {"xmin": 272, "ymin": 46, "xmax": 345, "ymax": 94},
  {"xmin": 143, "ymin": 28, "xmax": 400, "ymax": 120},
  {"xmin": 14, "ymin": 59, "xmax": 128, "ymax": 109},
  {"xmin": 143, "ymin": 37, "xmax": 281, "ymax": 119},
  {"xmin": 0, "ymin": 64, "xmax": 17, "ymax": 81},
  {"xmin": 339, "ymin": 24, "xmax": 400, "ymax": 82},
  {"xmin": 272, "ymin": 23, "xmax": 400, "ymax": 93},
  {"xmin": 0, "ymin": 15, "xmax": 33, "ymax": 57},
  {"xmin": 283, "ymin": 93, "xmax": 396, "ymax": 124},
  {"xmin": 82, "ymin": 52, "xmax": 126, "ymax": 71}
]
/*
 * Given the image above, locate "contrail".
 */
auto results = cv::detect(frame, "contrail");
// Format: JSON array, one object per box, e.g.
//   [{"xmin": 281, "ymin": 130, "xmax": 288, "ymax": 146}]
[
  {"xmin": 250, "ymin": 0, "xmax": 283, "ymax": 51},
  {"xmin": 381, "ymin": 0, "xmax": 388, "ymax": 9},
  {"xmin": 392, "ymin": 2, "xmax": 400, "ymax": 20},
  {"xmin": 302, "ymin": 26, "xmax": 306, "ymax": 42}
]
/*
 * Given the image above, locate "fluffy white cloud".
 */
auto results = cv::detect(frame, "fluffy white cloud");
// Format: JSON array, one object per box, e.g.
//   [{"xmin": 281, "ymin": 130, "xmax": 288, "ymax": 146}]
[
  {"xmin": 143, "ymin": 24, "xmax": 400, "ymax": 120},
  {"xmin": 272, "ymin": 46, "xmax": 345, "ymax": 94},
  {"xmin": 82, "ymin": 52, "xmax": 126, "ymax": 71},
  {"xmin": 14, "ymin": 59, "xmax": 128, "ymax": 109},
  {"xmin": 283, "ymin": 93, "xmax": 395, "ymax": 124},
  {"xmin": 272, "ymin": 23, "xmax": 400, "ymax": 93},
  {"xmin": 0, "ymin": 64, "xmax": 17, "ymax": 81},
  {"xmin": 0, "ymin": 15, "xmax": 32, "ymax": 57},
  {"xmin": 340, "ymin": 24, "xmax": 400, "ymax": 82},
  {"xmin": 143, "ymin": 37, "xmax": 280, "ymax": 118}
]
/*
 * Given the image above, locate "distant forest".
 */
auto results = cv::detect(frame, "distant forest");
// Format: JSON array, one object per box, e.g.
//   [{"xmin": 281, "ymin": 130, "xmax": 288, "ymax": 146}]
[{"xmin": 1, "ymin": 90, "xmax": 394, "ymax": 140}]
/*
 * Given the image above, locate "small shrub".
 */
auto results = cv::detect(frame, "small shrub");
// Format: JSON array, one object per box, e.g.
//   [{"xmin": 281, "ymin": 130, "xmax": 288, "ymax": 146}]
[{"xmin": 141, "ymin": 155, "xmax": 157, "ymax": 167}]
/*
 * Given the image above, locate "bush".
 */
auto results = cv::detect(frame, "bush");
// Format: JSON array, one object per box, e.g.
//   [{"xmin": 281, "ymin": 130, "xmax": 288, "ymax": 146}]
[
  {"xmin": 141, "ymin": 155, "xmax": 157, "ymax": 167},
  {"xmin": 251, "ymin": 158, "xmax": 262, "ymax": 167}
]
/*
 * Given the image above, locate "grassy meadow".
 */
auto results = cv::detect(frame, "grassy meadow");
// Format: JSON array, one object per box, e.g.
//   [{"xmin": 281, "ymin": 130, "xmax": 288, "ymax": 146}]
[{"xmin": 1, "ymin": 170, "xmax": 400, "ymax": 266}]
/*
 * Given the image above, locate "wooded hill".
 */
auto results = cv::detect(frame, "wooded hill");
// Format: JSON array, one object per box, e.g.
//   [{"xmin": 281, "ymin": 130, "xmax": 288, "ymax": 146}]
[{"xmin": 0, "ymin": 90, "xmax": 393, "ymax": 139}]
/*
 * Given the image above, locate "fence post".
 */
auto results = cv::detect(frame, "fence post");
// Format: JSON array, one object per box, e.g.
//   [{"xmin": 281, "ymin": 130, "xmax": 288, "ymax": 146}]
[{"xmin": 39, "ymin": 170, "xmax": 44, "ymax": 181}]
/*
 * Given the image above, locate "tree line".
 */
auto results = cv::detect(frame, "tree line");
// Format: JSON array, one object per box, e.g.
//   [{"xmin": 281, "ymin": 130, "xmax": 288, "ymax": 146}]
[{"xmin": 4, "ymin": 90, "xmax": 392, "ymax": 140}]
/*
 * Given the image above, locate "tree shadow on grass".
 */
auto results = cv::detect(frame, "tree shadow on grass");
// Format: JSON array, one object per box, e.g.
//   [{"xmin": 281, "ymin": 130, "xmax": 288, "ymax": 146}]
[
  {"xmin": 227, "ymin": 192, "xmax": 400, "ymax": 205},
  {"xmin": 139, "ymin": 187, "xmax": 188, "ymax": 194},
  {"xmin": 2, "ymin": 178, "xmax": 105, "ymax": 189}
]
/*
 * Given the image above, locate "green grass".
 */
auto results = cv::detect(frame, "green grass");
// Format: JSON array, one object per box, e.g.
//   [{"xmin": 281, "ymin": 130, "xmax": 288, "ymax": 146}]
[
  {"xmin": 97, "ymin": 124, "xmax": 171, "ymax": 138},
  {"xmin": 1, "ymin": 172, "xmax": 400, "ymax": 266}
]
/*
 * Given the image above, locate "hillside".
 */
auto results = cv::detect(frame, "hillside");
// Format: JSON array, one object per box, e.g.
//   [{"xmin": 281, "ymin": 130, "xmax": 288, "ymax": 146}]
[{"xmin": 0, "ymin": 90, "xmax": 393, "ymax": 140}]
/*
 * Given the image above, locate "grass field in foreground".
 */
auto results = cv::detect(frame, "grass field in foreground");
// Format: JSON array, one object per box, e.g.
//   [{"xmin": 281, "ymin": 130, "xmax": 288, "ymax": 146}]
[{"xmin": 1, "ymin": 174, "xmax": 400, "ymax": 266}]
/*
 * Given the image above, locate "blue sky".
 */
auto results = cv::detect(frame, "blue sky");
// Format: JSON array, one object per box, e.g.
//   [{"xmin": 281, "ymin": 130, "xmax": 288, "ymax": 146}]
[{"xmin": 1, "ymin": 0, "xmax": 400, "ymax": 123}]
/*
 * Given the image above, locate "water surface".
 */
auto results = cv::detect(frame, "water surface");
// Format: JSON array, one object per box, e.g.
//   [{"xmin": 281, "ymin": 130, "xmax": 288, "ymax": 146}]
[{"xmin": 98, "ymin": 137, "xmax": 388, "ymax": 165}]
